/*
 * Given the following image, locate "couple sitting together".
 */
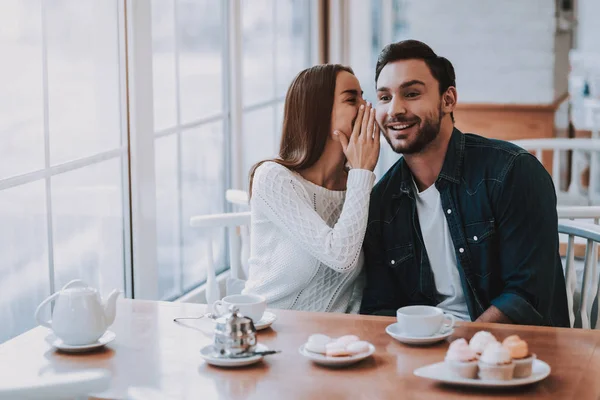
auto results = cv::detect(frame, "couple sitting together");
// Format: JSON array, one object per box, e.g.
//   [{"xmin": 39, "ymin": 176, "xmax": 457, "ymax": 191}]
[{"xmin": 242, "ymin": 40, "xmax": 570, "ymax": 327}]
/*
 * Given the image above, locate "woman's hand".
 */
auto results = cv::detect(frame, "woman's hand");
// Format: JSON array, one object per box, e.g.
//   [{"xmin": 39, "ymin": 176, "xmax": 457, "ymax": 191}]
[{"xmin": 336, "ymin": 103, "xmax": 381, "ymax": 172}]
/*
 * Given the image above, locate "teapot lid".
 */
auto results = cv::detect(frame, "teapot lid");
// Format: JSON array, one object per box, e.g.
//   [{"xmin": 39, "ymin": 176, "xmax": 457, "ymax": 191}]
[{"xmin": 214, "ymin": 305, "xmax": 256, "ymax": 337}]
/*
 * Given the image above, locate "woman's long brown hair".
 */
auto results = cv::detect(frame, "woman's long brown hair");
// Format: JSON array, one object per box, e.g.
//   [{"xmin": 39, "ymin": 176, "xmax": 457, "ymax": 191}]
[{"xmin": 248, "ymin": 64, "xmax": 354, "ymax": 196}]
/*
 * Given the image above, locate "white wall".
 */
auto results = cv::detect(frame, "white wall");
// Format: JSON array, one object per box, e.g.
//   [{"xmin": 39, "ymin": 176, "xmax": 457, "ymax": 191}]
[
  {"xmin": 398, "ymin": 0, "xmax": 566, "ymax": 104},
  {"xmin": 576, "ymin": 0, "xmax": 600, "ymax": 54}
]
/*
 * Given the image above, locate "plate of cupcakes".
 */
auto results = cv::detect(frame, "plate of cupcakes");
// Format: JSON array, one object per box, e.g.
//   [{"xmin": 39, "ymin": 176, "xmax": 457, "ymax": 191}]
[{"xmin": 414, "ymin": 331, "xmax": 551, "ymax": 388}]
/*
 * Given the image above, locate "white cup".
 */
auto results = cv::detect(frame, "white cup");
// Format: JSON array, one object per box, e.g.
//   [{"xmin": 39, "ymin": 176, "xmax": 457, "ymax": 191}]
[
  {"xmin": 396, "ymin": 305, "xmax": 455, "ymax": 337},
  {"xmin": 212, "ymin": 294, "xmax": 267, "ymax": 323}
]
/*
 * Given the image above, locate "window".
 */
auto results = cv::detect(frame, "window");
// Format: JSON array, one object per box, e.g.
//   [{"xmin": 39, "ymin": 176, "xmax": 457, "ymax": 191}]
[
  {"xmin": 0, "ymin": 0, "xmax": 317, "ymax": 342},
  {"xmin": 149, "ymin": 0, "xmax": 315, "ymax": 300},
  {"xmin": 0, "ymin": 0, "xmax": 129, "ymax": 343}
]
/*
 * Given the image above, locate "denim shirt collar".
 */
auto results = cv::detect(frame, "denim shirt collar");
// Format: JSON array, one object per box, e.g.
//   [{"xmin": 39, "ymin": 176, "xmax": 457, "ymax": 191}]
[{"xmin": 395, "ymin": 127, "xmax": 465, "ymax": 197}]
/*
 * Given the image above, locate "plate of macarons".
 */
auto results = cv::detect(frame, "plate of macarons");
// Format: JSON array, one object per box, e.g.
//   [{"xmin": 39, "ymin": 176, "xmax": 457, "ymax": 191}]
[
  {"xmin": 299, "ymin": 333, "xmax": 375, "ymax": 367},
  {"xmin": 414, "ymin": 331, "xmax": 551, "ymax": 388}
]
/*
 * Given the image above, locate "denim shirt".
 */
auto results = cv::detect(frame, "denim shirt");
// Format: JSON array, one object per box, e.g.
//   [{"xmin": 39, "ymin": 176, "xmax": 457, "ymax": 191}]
[{"xmin": 360, "ymin": 128, "xmax": 570, "ymax": 327}]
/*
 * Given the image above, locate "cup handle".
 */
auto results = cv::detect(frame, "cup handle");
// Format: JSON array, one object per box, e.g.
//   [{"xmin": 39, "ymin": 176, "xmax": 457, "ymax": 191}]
[
  {"xmin": 442, "ymin": 313, "xmax": 456, "ymax": 331},
  {"xmin": 212, "ymin": 300, "xmax": 226, "ymax": 317},
  {"xmin": 34, "ymin": 292, "xmax": 60, "ymax": 329}
]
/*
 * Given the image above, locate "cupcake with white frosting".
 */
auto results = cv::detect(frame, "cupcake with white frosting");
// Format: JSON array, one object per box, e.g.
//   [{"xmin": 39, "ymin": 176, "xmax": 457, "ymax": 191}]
[
  {"xmin": 478, "ymin": 342, "xmax": 515, "ymax": 380},
  {"xmin": 445, "ymin": 338, "xmax": 478, "ymax": 379},
  {"xmin": 469, "ymin": 331, "xmax": 498, "ymax": 356}
]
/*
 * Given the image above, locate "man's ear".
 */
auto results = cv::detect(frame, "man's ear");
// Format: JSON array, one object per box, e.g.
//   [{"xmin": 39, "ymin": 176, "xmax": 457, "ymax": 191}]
[{"xmin": 442, "ymin": 87, "xmax": 457, "ymax": 113}]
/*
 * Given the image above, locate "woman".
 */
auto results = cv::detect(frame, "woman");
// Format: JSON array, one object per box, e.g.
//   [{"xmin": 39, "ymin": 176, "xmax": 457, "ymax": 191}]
[{"xmin": 242, "ymin": 64, "xmax": 380, "ymax": 313}]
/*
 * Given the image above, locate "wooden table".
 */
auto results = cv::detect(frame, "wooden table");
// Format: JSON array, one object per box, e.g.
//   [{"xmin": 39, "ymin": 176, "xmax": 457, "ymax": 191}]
[{"xmin": 2, "ymin": 299, "xmax": 600, "ymax": 399}]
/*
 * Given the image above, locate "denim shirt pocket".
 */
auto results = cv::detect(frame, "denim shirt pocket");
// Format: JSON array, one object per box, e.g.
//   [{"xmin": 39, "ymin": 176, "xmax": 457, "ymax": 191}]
[
  {"xmin": 465, "ymin": 219, "xmax": 496, "ymax": 299},
  {"xmin": 465, "ymin": 219, "xmax": 495, "ymax": 246},
  {"xmin": 385, "ymin": 244, "xmax": 418, "ymax": 297}
]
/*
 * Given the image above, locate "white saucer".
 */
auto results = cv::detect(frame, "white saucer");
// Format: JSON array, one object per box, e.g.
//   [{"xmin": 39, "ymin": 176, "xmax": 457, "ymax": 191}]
[
  {"xmin": 51, "ymin": 330, "xmax": 116, "ymax": 353},
  {"xmin": 254, "ymin": 311, "xmax": 277, "ymax": 331},
  {"xmin": 414, "ymin": 359, "xmax": 551, "ymax": 388},
  {"xmin": 298, "ymin": 343, "xmax": 375, "ymax": 367},
  {"xmin": 200, "ymin": 343, "xmax": 269, "ymax": 367},
  {"xmin": 386, "ymin": 323, "xmax": 453, "ymax": 345}
]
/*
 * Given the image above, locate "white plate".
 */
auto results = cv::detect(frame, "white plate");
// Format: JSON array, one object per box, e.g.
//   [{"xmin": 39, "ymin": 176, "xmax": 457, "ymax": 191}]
[
  {"xmin": 386, "ymin": 323, "xmax": 453, "ymax": 345},
  {"xmin": 254, "ymin": 311, "xmax": 277, "ymax": 331},
  {"xmin": 51, "ymin": 330, "xmax": 116, "ymax": 353},
  {"xmin": 298, "ymin": 343, "xmax": 375, "ymax": 367},
  {"xmin": 200, "ymin": 343, "xmax": 269, "ymax": 367},
  {"xmin": 414, "ymin": 360, "xmax": 551, "ymax": 388}
]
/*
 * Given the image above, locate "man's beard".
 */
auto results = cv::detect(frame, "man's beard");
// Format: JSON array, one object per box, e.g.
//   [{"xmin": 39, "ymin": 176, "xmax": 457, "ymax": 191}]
[{"xmin": 383, "ymin": 105, "xmax": 442, "ymax": 155}]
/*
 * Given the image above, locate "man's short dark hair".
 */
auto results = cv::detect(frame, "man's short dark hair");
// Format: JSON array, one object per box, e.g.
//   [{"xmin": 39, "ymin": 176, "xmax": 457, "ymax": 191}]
[{"xmin": 375, "ymin": 40, "xmax": 456, "ymax": 122}]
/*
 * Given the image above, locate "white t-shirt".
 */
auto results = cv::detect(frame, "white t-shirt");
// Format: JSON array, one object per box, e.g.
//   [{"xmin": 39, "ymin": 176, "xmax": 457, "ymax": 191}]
[{"xmin": 413, "ymin": 180, "xmax": 471, "ymax": 321}]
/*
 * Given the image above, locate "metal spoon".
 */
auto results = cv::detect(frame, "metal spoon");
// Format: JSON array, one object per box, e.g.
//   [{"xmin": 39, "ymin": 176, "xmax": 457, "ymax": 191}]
[{"xmin": 173, "ymin": 313, "xmax": 216, "ymax": 322}]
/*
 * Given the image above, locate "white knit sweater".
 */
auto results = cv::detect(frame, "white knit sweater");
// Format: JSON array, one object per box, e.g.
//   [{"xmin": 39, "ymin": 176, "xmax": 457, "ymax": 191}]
[{"xmin": 242, "ymin": 162, "xmax": 375, "ymax": 313}]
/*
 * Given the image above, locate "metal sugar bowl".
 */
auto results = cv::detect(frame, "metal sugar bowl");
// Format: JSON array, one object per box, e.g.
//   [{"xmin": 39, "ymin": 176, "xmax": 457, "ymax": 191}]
[{"xmin": 213, "ymin": 305, "xmax": 257, "ymax": 356}]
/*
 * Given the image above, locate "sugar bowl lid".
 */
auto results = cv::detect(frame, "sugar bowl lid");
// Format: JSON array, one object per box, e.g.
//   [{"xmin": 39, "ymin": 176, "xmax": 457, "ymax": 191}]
[{"xmin": 214, "ymin": 305, "xmax": 256, "ymax": 338}]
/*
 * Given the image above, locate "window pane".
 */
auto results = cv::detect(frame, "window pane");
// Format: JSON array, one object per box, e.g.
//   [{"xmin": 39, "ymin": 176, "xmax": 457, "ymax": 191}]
[
  {"xmin": 243, "ymin": 0, "xmax": 275, "ymax": 107},
  {"xmin": 155, "ymin": 135, "xmax": 181, "ymax": 299},
  {"xmin": 46, "ymin": 0, "xmax": 122, "ymax": 164},
  {"xmin": 180, "ymin": 122, "xmax": 226, "ymax": 291},
  {"xmin": 0, "ymin": 0, "xmax": 45, "ymax": 179},
  {"xmin": 276, "ymin": 101, "xmax": 284, "ymax": 139},
  {"xmin": 151, "ymin": 0, "xmax": 177, "ymax": 132},
  {"xmin": 275, "ymin": 0, "xmax": 309, "ymax": 97},
  {"xmin": 0, "ymin": 181, "xmax": 50, "ymax": 343},
  {"xmin": 242, "ymin": 106, "xmax": 276, "ymax": 188},
  {"xmin": 51, "ymin": 159, "xmax": 125, "ymax": 298},
  {"xmin": 393, "ymin": 0, "xmax": 409, "ymax": 40},
  {"xmin": 177, "ymin": 0, "xmax": 223, "ymax": 123}
]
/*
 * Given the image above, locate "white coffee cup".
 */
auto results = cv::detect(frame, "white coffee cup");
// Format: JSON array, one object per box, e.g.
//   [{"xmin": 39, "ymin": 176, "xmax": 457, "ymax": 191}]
[
  {"xmin": 212, "ymin": 294, "xmax": 267, "ymax": 323},
  {"xmin": 396, "ymin": 305, "xmax": 455, "ymax": 337}
]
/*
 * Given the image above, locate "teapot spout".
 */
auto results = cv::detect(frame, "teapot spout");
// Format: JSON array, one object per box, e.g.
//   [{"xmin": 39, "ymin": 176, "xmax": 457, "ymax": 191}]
[{"xmin": 103, "ymin": 289, "xmax": 122, "ymax": 326}]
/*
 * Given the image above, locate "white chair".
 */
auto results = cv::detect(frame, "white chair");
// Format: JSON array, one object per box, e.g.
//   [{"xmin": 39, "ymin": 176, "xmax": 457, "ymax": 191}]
[
  {"xmin": 558, "ymin": 205, "xmax": 600, "ymax": 261},
  {"xmin": 511, "ymin": 138, "xmax": 600, "ymax": 206},
  {"xmin": 559, "ymin": 220, "xmax": 600, "ymax": 329},
  {"xmin": 189, "ymin": 211, "xmax": 251, "ymax": 304},
  {"xmin": 225, "ymin": 189, "xmax": 250, "ymax": 276},
  {"xmin": 226, "ymin": 189, "xmax": 249, "ymax": 208},
  {"xmin": 558, "ymin": 206, "xmax": 600, "ymax": 223}
]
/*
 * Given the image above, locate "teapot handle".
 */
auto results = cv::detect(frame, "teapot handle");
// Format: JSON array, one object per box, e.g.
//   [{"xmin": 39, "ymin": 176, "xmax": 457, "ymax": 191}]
[
  {"xmin": 62, "ymin": 279, "xmax": 87, "ymax": 290},
  {"xmin": 34, "ymin": 292, "xmax": 60, "ymax": 329}
]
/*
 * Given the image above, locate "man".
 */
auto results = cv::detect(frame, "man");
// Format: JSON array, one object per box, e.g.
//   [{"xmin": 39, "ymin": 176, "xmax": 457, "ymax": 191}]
[{"xmin": 360, "ymin": 40, "xmax": 570, "ymax": 326}]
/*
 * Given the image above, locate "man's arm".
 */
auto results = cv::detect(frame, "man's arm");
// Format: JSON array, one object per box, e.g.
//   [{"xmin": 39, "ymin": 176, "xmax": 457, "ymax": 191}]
[
  {"xmin": 489, "ymin": 152, "xmax": 563, "ymax": 326},
  {"xmin": 360, "ymin": 200, "xmax": 405, "ymax": 315},
  {"xmin": 475, "ymin": 305, "xmax": 512, "ymax": 324}
]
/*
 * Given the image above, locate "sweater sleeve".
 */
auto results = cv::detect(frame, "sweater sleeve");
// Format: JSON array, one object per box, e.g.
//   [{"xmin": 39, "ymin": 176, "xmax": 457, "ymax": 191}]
[{"xmin": 251, "ymin": 162, "xmax": 375, "ymax": 273}]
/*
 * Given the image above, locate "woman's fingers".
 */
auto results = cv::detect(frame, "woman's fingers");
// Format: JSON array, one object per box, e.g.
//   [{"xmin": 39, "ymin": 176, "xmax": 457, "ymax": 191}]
[
  {"xmin": 366, "ymin": 107, "xmax": 376, "ymax": 141},
  {"xmin": 351, "ymin": 104, "xmax": 366, "ymax": 142},
  {"xmin": 336, "ymin": 130, "xmax": 349, "ymax": 153},
  {"xmin": 360, "ymin": 103, "xmax": 371, "ymax": 139}
]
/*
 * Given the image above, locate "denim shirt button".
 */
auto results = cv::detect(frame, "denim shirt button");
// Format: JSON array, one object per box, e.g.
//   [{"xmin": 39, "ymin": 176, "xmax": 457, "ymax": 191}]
[
  {"xmin": 390, "ymin": 260, "xmax": 395, "ymax": 265},
  {"xmin": 447, "ymin": 209, "xmax": 452, "ymax": 214},
  {"xmin": 459, "ymin": 248, "xmax": 464, "ymax": 253},
  {"xmin": 473, "ymin": 236, "xmax": 478, "ymax": 241}
]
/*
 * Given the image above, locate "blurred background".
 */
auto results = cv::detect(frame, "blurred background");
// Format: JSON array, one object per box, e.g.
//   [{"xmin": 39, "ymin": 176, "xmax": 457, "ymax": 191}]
[{"xmin": 1, "ymin": 0, "xmax": 599, "ymax": 343}]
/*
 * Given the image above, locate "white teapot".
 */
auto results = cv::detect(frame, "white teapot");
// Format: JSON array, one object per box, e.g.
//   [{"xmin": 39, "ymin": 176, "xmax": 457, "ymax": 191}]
[{"xmin": 34, "ymin": 279, "xmax": 121, "ymax": 345}]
